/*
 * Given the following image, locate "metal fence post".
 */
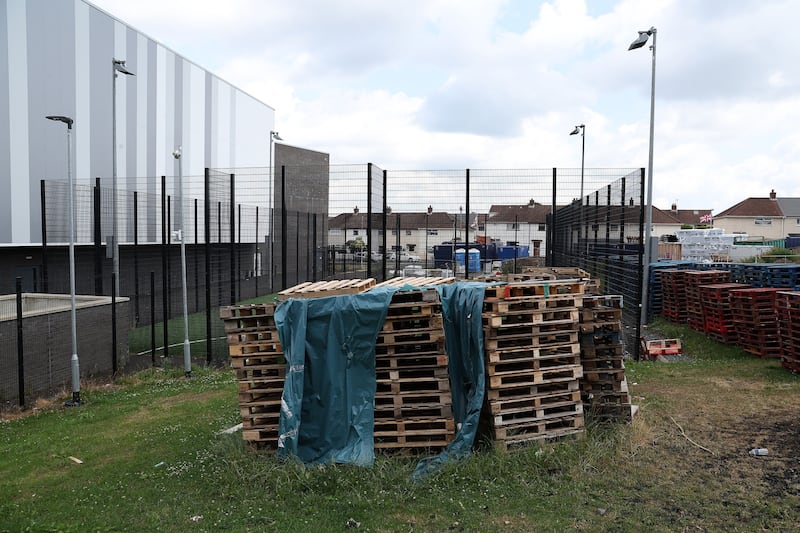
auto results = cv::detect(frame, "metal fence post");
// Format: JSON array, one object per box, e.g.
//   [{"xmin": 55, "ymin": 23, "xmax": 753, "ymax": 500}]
[
  {"xmin": 40, "ymin": 180, "xmax": 49, "ymax": 292},
  {"xmin": 16, "ymin": 277, "xmax": 25, "ymax": 407},
  {"xmin": 111, "ymin": 272, "xmax": 117, "ymax": 374},
  {"xmin": 230, "ymin": 173, "xmax": 236, "ymax": 304},
  {"xmin": 281, "ymin": 165, "xmax": 287, "ymax": 291},
  {"xmin": 549, "ymin": 168, "xmax": 557, "ymax": 267},
  {"xmin": 465, "ymin": 168, "xmax": 470, "ymax": 279},
  {"xmin": 94, "ymin": 177, "xmax": 103, "ymax": 295},
  {"xmin": 204, "ymin": 168, "xmax": 212, "ymax": 364},
  {"xmin": 313, "ymin": 213, "xmax": 318, "ymax": 282},
  {"xmin": 133, "ymin": 191, "xmax": 139, "ymax": 324},
  {"xmin": 382, "ymin": 169, "xmax": 388, "ymax": 281},
  {"xmin": 161, "ymin": 176, "xmax": 169, "ymax": 358},
  {"xmin": 150, "ymin": 271, "xmax": 156, "ymax": 366}
]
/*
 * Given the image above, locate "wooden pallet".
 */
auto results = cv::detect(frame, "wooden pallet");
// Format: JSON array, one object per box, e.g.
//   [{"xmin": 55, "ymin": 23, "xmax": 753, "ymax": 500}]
[
  {"xmin": 486, "ymin": 342, "xmax": 580, "ymax": 363},
  {"xmin": 374, "ymin": 417, "xmax": 456, "ymax": 449},
  {"xmin": 374, "ymin": 276, "xmax": 456, "ymax": 288},
  {"xmin": 485, "ymin": 378, "xmax": 580, "ymax": 403},
  {"xmin": 374, "ymin": 391, "xmax": 454, "ymax": 419},
  {"xmin": 484, "ymin": 280, "xmax": 585, "ymax": 300},
  {"xmin": 381, "ymin": 315, "xmax": 443, "ymax": 332},
  {"xmin": 483, "ymin": 308, "xmax": 579, "ymax": 328},
  {"xmin": 488, "ymin": 399, "xmax": 583, "ymax": 427},
  {"xmin": 277, "ymin": 278, "xmax": 377, "ymax": 300},
  {"xmin": 487, "ymin": 353, "xmax": 582, "ymax": 375},
  {"xmin": 486, "ymin": 389, "xmax": 582, "ymax": 416},
  {"xmin": 487, "ymin": 364, "xmax": 583, "ymax": 389},
  {"xmin": 483, "ymin": 294, "xmax": 583, "ymax": 314},
  {"xmin": 490, "ymin": 414, "xmax": 584, "ymax": 448}
]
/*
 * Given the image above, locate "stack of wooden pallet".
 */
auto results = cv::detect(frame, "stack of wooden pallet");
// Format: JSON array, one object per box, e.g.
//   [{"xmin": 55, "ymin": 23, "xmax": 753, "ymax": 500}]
[
  {"xmin": 698, "ymin": 282, "xmax": 750, "ymax": 344},
  {"xmin": 220, "ymin": 303, "xmax": 283, "ymax": 448},
  {"xmin": 729, "ymin": 288, "xmax": 785, "ymax": 359},
  {"xmin": 684, "ymin": 270, "xmax": 731, "ymax": 332},
  {"xmin": 373, "ymin": 288, "xmax": 455, "ymax": 450},
  {"xmin": 661, "ymin": 269, "xmax": 689, "ymax": 323},
  {"xmin": 775, "ymin": 291, "xmax": 800, "ymax": 373},
  {"xmin": 480, "ymin": 280, "xmax": 585, "ymax": 449},
  {"xmin": 579, "ymin": 295, "xmax": 631, "ymax": 421}
]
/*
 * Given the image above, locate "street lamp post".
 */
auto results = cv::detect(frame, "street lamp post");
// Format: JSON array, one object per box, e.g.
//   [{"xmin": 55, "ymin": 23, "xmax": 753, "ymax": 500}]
[
  {"xmin": 570, "ymin": 124, "xmax": 586, "ymax": 256},
  {"xmin": 46, "ymin": 115, "xmax": 81, "ymax": 406},
  {"xmin": 629, "ymin": 27, "xmax": 657, "ymax": 328},
  {"xmin": 173, "ymin": 147, "xmax": 192, "ymax": 378},
  {"xmin": 425, "ymin": 205, "xmax": 432, "ymax": 270},
  {"xmin": 112, "ymin": 58, "xmax": 134, "ymax": 296},
  {"xmin": 268, "ymin": 130, "xmax": 282, "ymax": 292}
]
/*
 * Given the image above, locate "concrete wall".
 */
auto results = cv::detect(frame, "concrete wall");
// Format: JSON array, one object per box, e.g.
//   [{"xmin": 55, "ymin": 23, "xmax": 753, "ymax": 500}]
[{"xmin": 0, "ymin": 296, "xmax": 130, "ymax": 406}]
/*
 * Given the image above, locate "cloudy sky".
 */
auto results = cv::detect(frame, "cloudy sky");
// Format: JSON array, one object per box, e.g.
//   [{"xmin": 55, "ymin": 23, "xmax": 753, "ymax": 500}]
[{"xmin": 90, "ymin": 0, "xmax": 800, "ymax": 214}]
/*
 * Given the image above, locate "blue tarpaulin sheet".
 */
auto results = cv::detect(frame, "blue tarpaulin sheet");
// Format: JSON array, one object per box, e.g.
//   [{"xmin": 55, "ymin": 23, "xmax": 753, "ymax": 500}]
[{"xmin": 274, "ymin": 282, "xmax": 488, "ymax": 475}]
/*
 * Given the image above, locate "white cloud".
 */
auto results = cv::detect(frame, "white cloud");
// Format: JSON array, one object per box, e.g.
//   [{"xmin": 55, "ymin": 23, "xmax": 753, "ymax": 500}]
[{"xmin": 90, "ymin": 0, "xmax": 800, "ymax": 215}]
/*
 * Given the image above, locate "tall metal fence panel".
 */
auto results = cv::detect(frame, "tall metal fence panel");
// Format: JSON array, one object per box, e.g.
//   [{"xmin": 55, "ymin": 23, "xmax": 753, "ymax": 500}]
[
  {"xmin": 1, "ymin": 164, "xmax": 647, "ymax": 407},
  {"xmin": 551, "ymin": 168, "xmax": 645, "ymax": 357}
]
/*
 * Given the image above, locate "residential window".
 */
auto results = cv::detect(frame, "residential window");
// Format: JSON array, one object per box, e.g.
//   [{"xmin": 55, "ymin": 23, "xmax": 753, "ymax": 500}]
[
  {"xmin": 506, "ymin": 223, "xmax": 519, "ymax": 230},
  {"xmin": 754, "ymin": 218, "xmax": 772, "ymax": 225},
  {"xmin": 378, "ymin": 230, "xmax": 384, "ymax": 236},
  {"xmin": 353, "ymin": 230, "xmax": 359, "ymax": 236},
  {"xmin": 610, "ymin": 224, "xmax": 619, "ymax": 232},
  {"xmin": 427, "ymin": 229, "xmax": 438, "ymax": 236},
  {"xmin": 391, "ymin": 229, "xmax": 398, "ymax": 236},
  {"xmin": 405, "ymin": 230, "xmax": 412, "ymax": 236},
  {"xmin": 796, "ymin": 218, "xmax": 800, "ymax": 225},
  {"xmin": 538, "ymin": 224, "xmax": 545, "ymax": 231}
]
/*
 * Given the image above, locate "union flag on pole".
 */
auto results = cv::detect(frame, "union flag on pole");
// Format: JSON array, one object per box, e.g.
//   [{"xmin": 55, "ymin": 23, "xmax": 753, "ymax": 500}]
[{"xmin": 700, "ymin": 213, "xmax": 712, "ymax": 224}]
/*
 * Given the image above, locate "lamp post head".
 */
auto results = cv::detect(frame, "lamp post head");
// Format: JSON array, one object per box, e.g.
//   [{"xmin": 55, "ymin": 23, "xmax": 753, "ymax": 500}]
[
  {"xmin": 628, "ymin": 27, "xmax": 656, "ymax": 50},
  {"xmin": 113, "ymin": 58, "xmax": 135, "ymax": 76},
  {"xmin": 46, "ymin": 115, "xmax": 73, "ymax": 129},
  {"xmin": 353, "ymin": 206, "xmax": 359, "ymax": 215},
  {"xmin": 271, "ymin": 131, "xmax": 283, "ymax": 141},
  {"xmin": 427, "ymin": 205, "xmax": 433, "ymax": 215},
  {"xmin": 173, "ymin": 146, "xmax": 182, "ymax": 159},
  {"xmin": 569, "ymin": 124, "xmax": 585, "ymax": 136}
]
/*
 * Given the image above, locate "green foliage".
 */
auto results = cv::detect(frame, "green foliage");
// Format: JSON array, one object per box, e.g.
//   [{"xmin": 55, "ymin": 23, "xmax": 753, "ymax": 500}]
[
  {"xmin": 2, "ymin": 324, "xmax": 800, "ymax": 531},
  {"xmin": 760, "ymin": 246, "xmax": 797, "ymax": 263}
]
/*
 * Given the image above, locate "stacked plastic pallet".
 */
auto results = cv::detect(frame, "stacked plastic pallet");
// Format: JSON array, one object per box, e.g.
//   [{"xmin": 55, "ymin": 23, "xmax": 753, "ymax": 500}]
[
  {"xmin": 698, "ymin": 282, "xmax": 750, "ymax": 344},
  {"xmin": 729, "ymin": 288, "xmax": 785, "ymax": 359},
  {"xmin": 648, "ymin": 262, "xmax": 695, "ymax": 321},
  {"xmin": 373, "ymin": 288, "xmax": 455, "ymax": 450},
  {"xmin": 775, "ymin": 291, "xmax": 800, "ymax": 373},
  {"xmin": 684, "ymin": 270, "xmax": 731, "ymax": 332},
  {"xmin": 741, "ymin": 264, "xmax": 768, "ymax": 288},
  {"xmin": 661, "ymin": 269, "xmax": 689, "ymax": 323},
  {"xmin": 481, "ymin": 280, "xmax": 585, "ymax": 450},
  {"xmin": 764, "ymin": 265, "xmax": 800, "ymax": 289},
  {"xmin": 220, "ymin": 303, "xmax": 283, "ymax": 448},
  {"xmin": 579, "ymin": 295, "xmax": 631, "ymax": 421}
]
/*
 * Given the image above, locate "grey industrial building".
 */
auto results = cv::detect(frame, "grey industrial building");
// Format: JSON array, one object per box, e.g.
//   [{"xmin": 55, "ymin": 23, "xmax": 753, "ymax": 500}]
[{"xmin": 0, "ymin": 0, "xmax": 276, "ymax": 246}]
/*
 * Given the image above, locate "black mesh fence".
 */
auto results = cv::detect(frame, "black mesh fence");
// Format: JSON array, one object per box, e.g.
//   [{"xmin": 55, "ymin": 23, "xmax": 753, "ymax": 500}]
[
  {"xmin": 551, "ymin": 168, "xmax": 646, "ymax": 357},
  {"xmin": 1, "ymin": 164, "xmax": 646, "ymax": 407}
]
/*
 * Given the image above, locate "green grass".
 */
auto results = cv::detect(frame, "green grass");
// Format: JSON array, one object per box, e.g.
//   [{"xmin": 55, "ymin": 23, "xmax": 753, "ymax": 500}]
[{"xmin": 3, "ymin": 322, "xmax": 800, "ymax": 532}]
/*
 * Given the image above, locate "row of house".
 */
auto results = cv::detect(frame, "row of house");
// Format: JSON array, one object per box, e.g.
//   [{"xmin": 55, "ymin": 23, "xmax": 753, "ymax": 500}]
[
  {"xmin": 328, "ymin": 200, "xmax": 550, "ymax": 258},
  {"xmin": 327, "ymin": 190, "xmax": 800, "ymax": 259}
]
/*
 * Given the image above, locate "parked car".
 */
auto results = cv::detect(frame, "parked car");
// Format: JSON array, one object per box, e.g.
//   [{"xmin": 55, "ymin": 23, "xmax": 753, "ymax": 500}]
[{"xmin": 401, "ymin": 252, "xmax": 421, "ymax": 263}]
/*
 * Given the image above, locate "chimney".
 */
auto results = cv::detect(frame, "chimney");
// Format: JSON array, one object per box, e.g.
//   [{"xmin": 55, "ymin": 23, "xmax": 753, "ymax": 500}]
[
  {"xmin": 769, "ymin": 189, "xmax": 777, "ymax": 200},
  {"xmin": 528, "ymin": 198, "xmax": 535, "ymax": 207}
]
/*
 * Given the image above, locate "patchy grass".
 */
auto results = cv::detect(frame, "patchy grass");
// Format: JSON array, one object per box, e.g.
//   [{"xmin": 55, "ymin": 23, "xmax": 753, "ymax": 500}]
[{"xmin": 2, "ymin": 322, "xmax": 800, "ymax": 532}]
